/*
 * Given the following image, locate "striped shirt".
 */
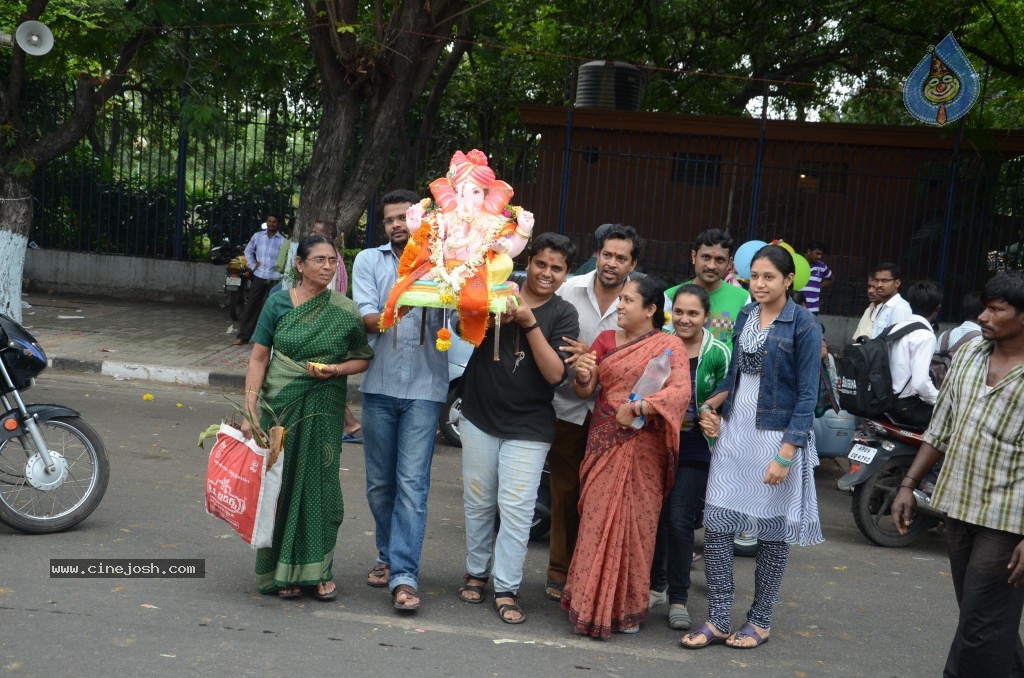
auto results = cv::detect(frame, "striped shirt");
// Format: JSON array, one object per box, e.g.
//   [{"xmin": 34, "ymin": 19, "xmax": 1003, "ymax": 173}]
[
  {"xmin": 924, "ymin": 339, "xmax": 1024, "ymax": 534},
  {"xmin": 243, "ymin": 230, "xmax": 287, "ymax": 280},
  {"xmin": 802, "ymin": 261, "xmax": 832, "ymax": 313}
]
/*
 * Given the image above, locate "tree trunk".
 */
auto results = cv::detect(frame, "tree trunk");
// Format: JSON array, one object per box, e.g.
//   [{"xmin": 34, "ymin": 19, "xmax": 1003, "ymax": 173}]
[{"xmin": 0, "ymin": 172, "xmax": 33, "ymax": 322}]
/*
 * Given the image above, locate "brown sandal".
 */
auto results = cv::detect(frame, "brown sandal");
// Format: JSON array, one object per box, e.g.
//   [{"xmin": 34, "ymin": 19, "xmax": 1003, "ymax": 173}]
[
  {"xmin": 392, "ymin": 584, "xmax": 420, "ymax": 611},
  {"xmin": 494, "ymin": 591, "xmax": 525, "ymax": 624},
  {"xmin": 367, "ymin": 562, "xmax": 389, "ymax": 588},
  {"xmin": 457, "ymin": 573, "xmax": 488, "ymax": 604}
]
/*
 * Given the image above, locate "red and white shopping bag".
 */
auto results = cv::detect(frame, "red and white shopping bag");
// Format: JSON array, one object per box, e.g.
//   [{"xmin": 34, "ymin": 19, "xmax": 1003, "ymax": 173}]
[{"xmin": 205, "ymin": 423, "xmax": 283, "ymax": 548}]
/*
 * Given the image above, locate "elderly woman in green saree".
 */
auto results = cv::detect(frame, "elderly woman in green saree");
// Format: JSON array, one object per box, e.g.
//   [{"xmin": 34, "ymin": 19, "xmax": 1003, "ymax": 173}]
[{"xmin": 241, "ymin": 234, "xmax": 372, "ymax": 600}]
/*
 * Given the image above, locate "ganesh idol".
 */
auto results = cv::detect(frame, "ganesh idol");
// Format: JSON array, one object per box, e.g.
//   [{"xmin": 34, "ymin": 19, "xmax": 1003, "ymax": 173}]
[{"xmin": 380, "ymin": 149, "xmax": 534, "ymax": 349}]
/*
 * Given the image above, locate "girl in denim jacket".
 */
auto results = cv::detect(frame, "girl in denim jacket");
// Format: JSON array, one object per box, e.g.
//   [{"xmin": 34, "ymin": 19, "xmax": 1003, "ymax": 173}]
[{"xmin": 681, "ymin": 245, "xmax": 823, "ymax": 650}]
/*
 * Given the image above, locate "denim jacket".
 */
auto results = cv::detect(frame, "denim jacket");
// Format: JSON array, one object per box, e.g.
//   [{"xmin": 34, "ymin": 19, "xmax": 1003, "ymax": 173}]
[{"xmin": 712, "ymin": 298, "xmax": 822, "ymax": 448}]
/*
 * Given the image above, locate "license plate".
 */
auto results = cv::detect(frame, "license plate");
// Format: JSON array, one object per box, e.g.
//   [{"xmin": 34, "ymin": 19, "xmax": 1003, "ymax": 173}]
[
  {"xmin": 848, "ymin": 443, "xmax": 877, "ymax": 464},
  {"xmin": 225, "ymin": 276, "xmax": 242, "ymax": 288}
]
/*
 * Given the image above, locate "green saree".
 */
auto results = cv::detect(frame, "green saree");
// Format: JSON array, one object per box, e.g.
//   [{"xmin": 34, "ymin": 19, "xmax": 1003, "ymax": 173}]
[{"xmin": 254, "ymin": 290, "xmax": 372, "ymax": 593}]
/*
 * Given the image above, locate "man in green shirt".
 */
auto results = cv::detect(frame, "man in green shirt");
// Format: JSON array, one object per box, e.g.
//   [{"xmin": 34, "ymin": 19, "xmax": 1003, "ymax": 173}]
[
  {"xmin": 664, "ymin": 228, "xmax": 749, "ymax": 344},
  {"xmin": 893, "ymin": 269, "xmax": 1024, "ymax": 677}
]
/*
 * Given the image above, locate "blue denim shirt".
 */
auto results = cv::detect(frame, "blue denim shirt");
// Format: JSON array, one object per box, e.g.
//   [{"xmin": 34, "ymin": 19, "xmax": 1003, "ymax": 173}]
[{"xmin": 712, "ymin": 298, "xmax": 822, "ymax": 448}]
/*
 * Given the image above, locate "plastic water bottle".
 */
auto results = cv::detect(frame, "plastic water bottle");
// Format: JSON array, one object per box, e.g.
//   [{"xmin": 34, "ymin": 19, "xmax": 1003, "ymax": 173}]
[{"xmin": 629, "ymin": 349, "xmax": 672, "ymax": 429}]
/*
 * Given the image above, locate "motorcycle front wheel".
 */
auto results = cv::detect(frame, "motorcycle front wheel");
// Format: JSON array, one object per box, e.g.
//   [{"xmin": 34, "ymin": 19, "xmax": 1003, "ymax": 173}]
[
  {"xmin": 0, "ymin": 417, "xmax": 110, "ymax": 533},
  {"xmin": 852, "ymin": 457, "xmax": 936, "ymax": 547}
]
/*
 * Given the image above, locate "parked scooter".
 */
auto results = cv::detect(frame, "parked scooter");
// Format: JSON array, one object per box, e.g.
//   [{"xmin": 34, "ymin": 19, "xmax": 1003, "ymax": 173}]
[
  {"xmin": 838, "ymin": 416, "xmax": 943, "ymax": 547},
  {"xmin": 210, "ymin": 237, "xmax": 251, "ymax": 320},
  {"xmin": 0, "ymin": 314, "xmax": 110, "ymax": 533}
]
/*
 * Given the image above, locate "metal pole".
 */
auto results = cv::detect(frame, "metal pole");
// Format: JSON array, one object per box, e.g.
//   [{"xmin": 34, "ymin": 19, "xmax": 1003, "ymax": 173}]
[
  {"xmin": 172, "ymin": 28, "xmax": 190, "ymax": 260},
  {"xmin": 937, "ymin": 117, "xmax": 967, "ymax": 286},
  {"xmin": 747, "ymin": 76, "xmax": 770, "ymax": 241},
  {"xmin": 555, "ymin": 52, "xmax": 576, "ymax": 235}
]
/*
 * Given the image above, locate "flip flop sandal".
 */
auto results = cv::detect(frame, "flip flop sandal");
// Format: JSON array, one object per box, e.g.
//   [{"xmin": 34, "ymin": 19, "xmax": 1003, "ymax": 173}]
[
  {"xmin": 543, "ymin": 581, "xmax": 564, "ymax": 601},
  {"xmin": 311, "ymin": 582, "xmax": 337, "ymax": 601},
  {"xmin": 457, "ymin": 573, "xmax": 489, "ymax": 604},
  {"xmin": 342, "ymin": 432, "xmax": 363, "ymax": 444},
  {"xmin": 277, "ymin": 586, "xmax": 303, "ymax": 599},
  {"xmin": 680, "ymin": 623, "xmax": 728, "ymax": 649},
  {"xmin": 726, "ymin": 622, "xmax": 770, "ymax": 649},
  {"xmin": 367, "ymin": 561, "xmax": 390, "ymax": 588},
  {"xmin": 493, "ymin": 591, "xmax": 525, "ymax": 624}
]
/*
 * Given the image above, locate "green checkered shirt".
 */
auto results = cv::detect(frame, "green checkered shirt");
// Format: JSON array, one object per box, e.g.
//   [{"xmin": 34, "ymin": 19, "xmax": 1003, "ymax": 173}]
[{"xmin": 923, "ymin": 338, "xmax": 1024, "ymax": 534}]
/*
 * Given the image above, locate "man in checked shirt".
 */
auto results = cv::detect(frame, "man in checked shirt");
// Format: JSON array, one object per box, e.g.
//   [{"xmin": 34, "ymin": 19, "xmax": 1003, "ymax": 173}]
[{"xmin": 893, "ymin": 269, "xmax": 1024, "ymax": 678}]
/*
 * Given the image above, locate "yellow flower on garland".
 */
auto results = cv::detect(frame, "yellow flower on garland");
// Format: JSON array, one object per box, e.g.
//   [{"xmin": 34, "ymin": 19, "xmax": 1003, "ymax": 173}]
[
  {"xmin": 436, "ymin": 327, "xmax": 452, "ymax": 352},
  {"xmin": 664, "ymin": 311, "xmax": 672, "ymax": 327}
]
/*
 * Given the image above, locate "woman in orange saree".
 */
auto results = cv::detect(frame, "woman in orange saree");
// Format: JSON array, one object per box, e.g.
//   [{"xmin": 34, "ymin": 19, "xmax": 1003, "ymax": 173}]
[{"xmin": 562, "ymin": 277, "xmax": 689, "ymax": 638}]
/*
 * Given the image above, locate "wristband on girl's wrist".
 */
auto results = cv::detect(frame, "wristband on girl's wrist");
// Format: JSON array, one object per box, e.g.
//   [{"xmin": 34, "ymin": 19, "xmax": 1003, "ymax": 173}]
[
  {"xmin": 773, "ymin": 452, "xmax": 793, "ymax": 467},
  {"xmin": 697, "ymin": 403, "xmax": 714, "ymax": 413}
]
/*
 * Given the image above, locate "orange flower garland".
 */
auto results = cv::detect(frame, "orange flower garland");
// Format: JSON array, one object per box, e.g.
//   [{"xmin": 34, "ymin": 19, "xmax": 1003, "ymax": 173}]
[{"xmin": 436, "ymin": 327, "xmax": 452, "ymax": 352}]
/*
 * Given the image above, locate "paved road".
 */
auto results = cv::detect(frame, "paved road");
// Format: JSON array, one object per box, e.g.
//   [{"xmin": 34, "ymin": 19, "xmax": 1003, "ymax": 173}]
[{"xmin": 1, "ymin": 374, "xmax": 1007, "ymax": 677}]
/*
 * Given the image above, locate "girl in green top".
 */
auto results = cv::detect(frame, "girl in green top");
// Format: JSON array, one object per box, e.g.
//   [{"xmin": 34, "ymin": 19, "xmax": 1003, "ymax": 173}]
[{"xmin": 650, "ymin": 284, "xmax": 730, "ymax": 630}]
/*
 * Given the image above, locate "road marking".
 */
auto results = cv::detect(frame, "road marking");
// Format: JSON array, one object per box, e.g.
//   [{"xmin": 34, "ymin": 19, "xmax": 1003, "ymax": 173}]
[{"xmin": 313, "ymin": 610, "xmax": 694, "ymax": 663}]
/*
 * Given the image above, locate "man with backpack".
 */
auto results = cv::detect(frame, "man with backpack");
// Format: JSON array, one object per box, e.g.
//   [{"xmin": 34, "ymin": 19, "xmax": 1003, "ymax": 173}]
[
  {"xmin": 884, "ymin": 281, "xmax": 943, "ymax": 427},
  {"xmin": 838, "ymin": 281, "xmax": 941, "ymax": 428},
  {"xmin": 930, "ymin": 292, "xmax": 983, "ymax": 390}
]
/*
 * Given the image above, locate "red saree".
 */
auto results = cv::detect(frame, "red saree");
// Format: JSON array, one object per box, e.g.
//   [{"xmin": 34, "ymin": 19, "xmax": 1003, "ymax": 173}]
[{"xmin": 561, "ymin": 330, "xmax": 689, "ymax": 638}]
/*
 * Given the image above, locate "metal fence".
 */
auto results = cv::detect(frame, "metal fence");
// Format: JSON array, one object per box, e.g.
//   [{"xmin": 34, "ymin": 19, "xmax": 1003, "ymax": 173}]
[
  {"xmin": 29, "ymin": 90, "xmax": 1024, "ymax": 320},
  {"xmin": 31, "ymin": 89, "xmax": 316, "ymax": 260}
]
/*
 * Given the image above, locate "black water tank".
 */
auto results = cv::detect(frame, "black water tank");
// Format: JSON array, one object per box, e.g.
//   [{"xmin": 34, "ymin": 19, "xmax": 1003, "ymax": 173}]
[{"xmin": 575, "ymin": 61, "xmax": 644, "ymax": 110}]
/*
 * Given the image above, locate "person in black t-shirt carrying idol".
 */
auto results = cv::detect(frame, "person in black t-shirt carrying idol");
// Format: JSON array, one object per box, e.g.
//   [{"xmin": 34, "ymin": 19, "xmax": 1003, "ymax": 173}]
[{"xmin": 456, "ymin": 233, "xmax": 581, "ymax": 625}]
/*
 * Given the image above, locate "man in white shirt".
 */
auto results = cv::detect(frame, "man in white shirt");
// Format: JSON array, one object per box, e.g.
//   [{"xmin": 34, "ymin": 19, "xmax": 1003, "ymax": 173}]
[
  {"xmin": 543, "ymin": 225, "xmax": 639, "ymax": 602},
  {"xmin": 853, "ymin": 276, "xmax": 879, "ymax": 342},
  {"xmin": 871, "ymin": 262, "xmax": 913, "ymax": 338},
  {"xmin": 885, "ymin": 281, "xmax": 943, "ymax": 427}
]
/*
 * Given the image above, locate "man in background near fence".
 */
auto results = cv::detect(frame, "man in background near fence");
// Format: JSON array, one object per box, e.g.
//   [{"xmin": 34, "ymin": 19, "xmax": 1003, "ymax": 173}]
[
  {"xmin": 573, "ymin": 223, "xmax": 615, "ymax": 275},
  {"xmin": 544, "ymin": 224, "xmax": 639, "ymax": 603},
  {"xmin": 937, "ymin": 292, "xmax": 984, "ymax": 350},
  {"xmin": 663, "ymin": 228, "xmax": 749, "ymax": 343},
  {"xmin": 893, "ymin": 270, "xmax": 1024, "ymax": 678},
  {"xmin": 802, "ymin": 239, "xmax": 834, "ymax": 317},
  {"xmin": 233, "ymin": 213, "xmax": 287, "ymax": 345},
  {"xmin": 870, "ymin": 262, "xmax": 912, "ymax": 338},
  {"xmin": 352, "ymin": 189, "xmax": 448, "ymax": 613},
  {"xmin": 853, "ymin": 276, "xmax": 880, "ymax": 342}
]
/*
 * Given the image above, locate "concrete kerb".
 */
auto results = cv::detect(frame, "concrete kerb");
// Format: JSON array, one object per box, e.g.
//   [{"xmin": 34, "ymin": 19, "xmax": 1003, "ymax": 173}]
[{"xmin": 49, "ymin": 357, "xmax": 245, "ymax": 390}]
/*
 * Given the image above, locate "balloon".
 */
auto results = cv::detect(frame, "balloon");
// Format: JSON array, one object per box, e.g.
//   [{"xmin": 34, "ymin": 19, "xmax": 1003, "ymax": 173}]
[
  {"xmin": 776, "ymin": 240, "xmax": 796, "ymax": 256},
  {"xmin": 792, "ymin": 253, "xmax": 811, "ymax": 291},
  {"xmin": 733, "ymin": 240, "xmax": 768, "ymax": 279}
]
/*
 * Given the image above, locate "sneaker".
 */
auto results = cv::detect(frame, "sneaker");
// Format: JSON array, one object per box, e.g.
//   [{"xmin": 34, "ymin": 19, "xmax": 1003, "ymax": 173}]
[
  {"xmin": 649, "ymin": 588, "xmax": 667, "ymax": 608},
  {"xmin": 668, "ymin": 604, "xmax": 691, "ymax": 630}
]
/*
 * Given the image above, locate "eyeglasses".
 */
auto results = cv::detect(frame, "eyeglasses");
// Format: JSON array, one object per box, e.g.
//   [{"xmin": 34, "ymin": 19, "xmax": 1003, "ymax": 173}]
[
  {"xmin": 384, "ymin": 215, "xmax": 407, "ymax": 226},
  {"xmin": 306, "ymin": 256, "xmax": 339, "ymax": 267},
  {"xmin": 873, "ymin": 278, "xmax": 896, "ymax": 283}
]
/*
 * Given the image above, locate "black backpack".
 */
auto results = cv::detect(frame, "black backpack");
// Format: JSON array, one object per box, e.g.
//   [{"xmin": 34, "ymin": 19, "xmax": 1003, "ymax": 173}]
[
  {"xmin": 929, "ymin": 329, "xmax": 982, "ymax": 389},
  {"xmin": 837, "ymin": 322, "xmax": 931, "ymax": 418}
]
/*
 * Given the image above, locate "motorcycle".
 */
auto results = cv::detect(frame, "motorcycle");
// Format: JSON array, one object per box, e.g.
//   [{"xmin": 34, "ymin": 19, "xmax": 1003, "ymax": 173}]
[
  {"xmin": 209, "ymin": 237, "xmax": 251, "ymax": 321},
  {"xmin": 0, "ymin": 314, "xmax": 109, "ymax": 533},
  {"xmin": 838, "ymin": 416, "xmax": 943, "ymax": 547}
]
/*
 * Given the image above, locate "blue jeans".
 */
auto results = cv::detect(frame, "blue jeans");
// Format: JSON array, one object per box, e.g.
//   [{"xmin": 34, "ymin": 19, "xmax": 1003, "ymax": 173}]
[
  {"xmin": 460, "ymin": 417, "xmax": 549, "ymax": 594},
  {"xmin": 361, "ymin": 392, "xmax": 443, "ymax": 591},
  {"xmin": 650, "ymin": 460, "xmax": 709, "ymax": 605}
]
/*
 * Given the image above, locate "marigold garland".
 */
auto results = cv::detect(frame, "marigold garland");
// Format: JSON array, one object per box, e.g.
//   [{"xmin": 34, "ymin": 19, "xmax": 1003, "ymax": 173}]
[{"xmin": 436, "ymin": 327, "xmax": 452, "ymax": 352}]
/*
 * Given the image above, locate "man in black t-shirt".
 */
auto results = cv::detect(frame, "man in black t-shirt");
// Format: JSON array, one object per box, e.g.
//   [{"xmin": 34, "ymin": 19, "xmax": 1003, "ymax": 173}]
[{"xmin": 456, "ymin": 233, "xmax": 581, "ymax": 625}]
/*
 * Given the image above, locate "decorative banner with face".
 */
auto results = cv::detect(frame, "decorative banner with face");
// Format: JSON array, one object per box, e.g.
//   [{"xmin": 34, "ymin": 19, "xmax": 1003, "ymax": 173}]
[{"xmin": 903, "ymin": 33, "xmax": 979, "ymax": 126}]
